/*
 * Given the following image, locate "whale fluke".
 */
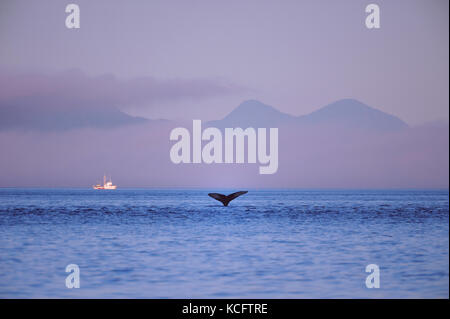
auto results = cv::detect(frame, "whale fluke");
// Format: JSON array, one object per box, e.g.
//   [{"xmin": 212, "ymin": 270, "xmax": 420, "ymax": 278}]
[{"xmin": 208, "ymin": 191, "xmax": 248, "ymax": 206}]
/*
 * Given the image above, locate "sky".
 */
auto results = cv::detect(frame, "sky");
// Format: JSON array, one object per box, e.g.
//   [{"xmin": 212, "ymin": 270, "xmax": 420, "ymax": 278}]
[
  {"xmin": 0, "ymin": 0, "xmax": 448, "ymax": 188},
  {"xmin": 0, "ymin": 0, "xmax": 448, "ymax": 125}
]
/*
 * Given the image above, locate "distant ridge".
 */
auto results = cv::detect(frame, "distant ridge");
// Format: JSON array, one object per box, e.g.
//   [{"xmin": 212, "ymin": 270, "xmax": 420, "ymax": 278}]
[
  {"xmin": 0, "ymin": 98, "xmax": 148, "ymax": 131},
  {"xmin": 208, "ymin": 100, "xmax": 296, "ymax": 128},
  {"xmin": 207, "ymin": 99, "xmax": 408, "ymax": 132},
  {"xmin": 1, "ymin": 97, "xmax": 408, "ymax": 132},
  {"xmin": 297, "ymin": 99, "xmax": 408, "ymax": 131}
]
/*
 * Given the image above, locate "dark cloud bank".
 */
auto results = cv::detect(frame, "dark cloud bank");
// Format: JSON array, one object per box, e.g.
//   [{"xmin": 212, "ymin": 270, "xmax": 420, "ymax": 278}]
[{"xmin": 0, "ymin": 69, "xmax": 244, "ymax": 131}]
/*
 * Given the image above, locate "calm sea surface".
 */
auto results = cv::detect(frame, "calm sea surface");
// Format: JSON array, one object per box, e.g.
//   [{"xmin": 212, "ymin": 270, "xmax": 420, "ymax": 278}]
[{"xmin": 0, "ymin": 189, "xmax": 448, "ymax": 298}]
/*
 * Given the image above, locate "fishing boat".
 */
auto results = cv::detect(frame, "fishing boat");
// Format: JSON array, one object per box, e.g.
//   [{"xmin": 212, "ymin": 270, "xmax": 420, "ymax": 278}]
[{"xmin": 93, "ymin": 175, "xmax": 117, "ymax": 190}]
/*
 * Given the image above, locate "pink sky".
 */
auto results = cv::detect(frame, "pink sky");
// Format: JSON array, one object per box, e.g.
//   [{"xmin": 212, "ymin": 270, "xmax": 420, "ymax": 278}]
[
  {"xmin": 0, "ymin": 1, "xmax": 448, "ymax": 188},
  {"xmin": 0, "ymin": 0, "xmax": 448, "ymax": 124}
]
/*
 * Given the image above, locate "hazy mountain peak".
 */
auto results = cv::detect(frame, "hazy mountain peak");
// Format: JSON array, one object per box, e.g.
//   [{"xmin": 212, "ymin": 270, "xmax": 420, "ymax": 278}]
[
  {"xmin": 208, "ymin": 99, "xmax": 295, "ymax": 128},
  {"xmin": 300, "ymin": 99, "xmax": 408, "ymax": 131},
  {"xmin": 317, "ymin": 98, "xmax": 383, "ymax": 114},
  {"xmin": 208, "ymin": 98, "xmax": 408, "ymax": 132},
  {"xmin": 234, "ymin": 99, "xmax": 275, "ymax": 111}
]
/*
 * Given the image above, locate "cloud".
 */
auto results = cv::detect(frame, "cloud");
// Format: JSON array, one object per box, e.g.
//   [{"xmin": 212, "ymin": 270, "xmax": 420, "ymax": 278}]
[
  {"xmin": 0, "ymin": 69, "xmax": 245, "ymax": 108},
  {"xmin": 0, "ymin": 69, "xmax": 246, "ymax": 130}
]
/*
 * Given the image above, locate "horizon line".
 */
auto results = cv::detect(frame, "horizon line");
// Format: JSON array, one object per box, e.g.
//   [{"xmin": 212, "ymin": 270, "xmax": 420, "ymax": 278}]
[{"xmin": 0, "ymin": 186, "xmax": 448, "ymax": 191}]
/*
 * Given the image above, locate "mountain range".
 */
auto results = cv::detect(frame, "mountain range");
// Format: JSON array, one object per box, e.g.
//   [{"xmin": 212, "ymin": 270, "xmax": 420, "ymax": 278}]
[
  {"xmin": 0, "ymin": 98, "xmax": 447, "ymax": 188},
  {"xmin": 0, "ymin": 98, "xmax": 410, "ymax": 132},
  {"xmin": 208, "ymin": 99, "xmax": 408, "ymax": 131},
  {"xmin": 0, "ymin": 97, "xmax": 148, "ymax": 131}
]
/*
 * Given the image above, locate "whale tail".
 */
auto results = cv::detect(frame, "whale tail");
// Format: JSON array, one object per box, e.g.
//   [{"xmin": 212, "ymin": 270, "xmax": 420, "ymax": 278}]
[{"xmin": 208, "ymin": 191, "xmax": 248, "ymax": 206}]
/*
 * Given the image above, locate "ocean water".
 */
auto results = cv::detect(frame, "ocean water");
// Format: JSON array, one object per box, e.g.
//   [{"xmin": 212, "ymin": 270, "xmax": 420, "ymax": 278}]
[{"xmin": 0, "ymin": 188, "xmax": 448, "ymax": 298}]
